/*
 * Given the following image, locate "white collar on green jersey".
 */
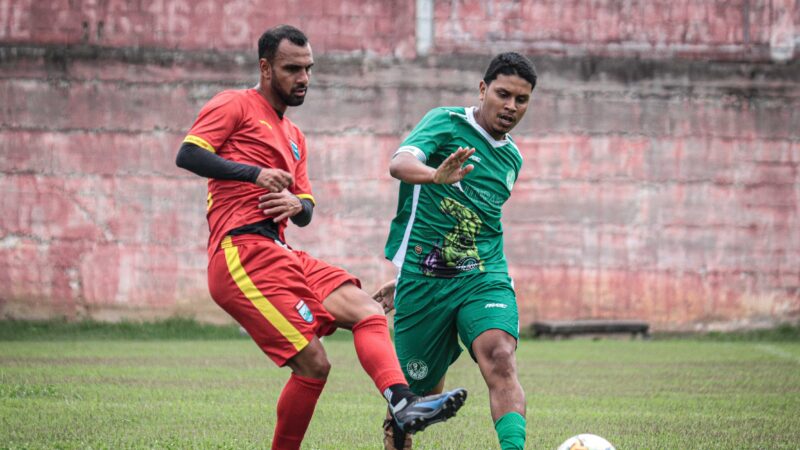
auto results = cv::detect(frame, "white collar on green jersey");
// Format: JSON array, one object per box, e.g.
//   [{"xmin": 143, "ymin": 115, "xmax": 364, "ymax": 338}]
[{"xmin": 465, "ymin": 106, "xmax": 510, "ymax": 148}]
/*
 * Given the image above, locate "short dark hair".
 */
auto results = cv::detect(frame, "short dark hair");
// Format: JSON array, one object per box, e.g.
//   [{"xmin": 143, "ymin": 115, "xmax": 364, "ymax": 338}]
[
  {"xmin": 483, "ymin": 52, "xmax": 537, "ymax": 90},
  {"xmin": 258, "ymin": 25, "xmax": 308, "ymax": 62}
]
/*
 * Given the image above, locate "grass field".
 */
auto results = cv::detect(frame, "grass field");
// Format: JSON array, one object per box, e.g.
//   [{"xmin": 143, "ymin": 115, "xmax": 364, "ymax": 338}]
[{"xmin": 1, "ymin": 321, "xmax": 799, "ymax": 449}]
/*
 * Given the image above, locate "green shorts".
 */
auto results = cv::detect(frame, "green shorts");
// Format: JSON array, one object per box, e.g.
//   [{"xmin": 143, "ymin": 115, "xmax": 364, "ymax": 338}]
[{"xmin": 392, "ymin": 271, "xmax": 519, "ymax": 394}]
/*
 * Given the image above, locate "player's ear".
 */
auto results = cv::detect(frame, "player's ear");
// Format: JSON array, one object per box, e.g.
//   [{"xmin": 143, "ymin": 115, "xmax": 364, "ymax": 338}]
[
  {"xmin": 479, "ymin": 80, "xmax": 487, "ymax": 102},
  {"xmin": 259, "ymin": 58, "xmax": 272, "ymax": 81}
]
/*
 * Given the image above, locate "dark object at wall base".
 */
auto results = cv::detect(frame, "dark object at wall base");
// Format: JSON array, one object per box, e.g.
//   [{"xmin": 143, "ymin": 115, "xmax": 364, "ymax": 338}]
[{"xmin": 531, "ymin": 320, "xmax": 650, "ymax": 339}]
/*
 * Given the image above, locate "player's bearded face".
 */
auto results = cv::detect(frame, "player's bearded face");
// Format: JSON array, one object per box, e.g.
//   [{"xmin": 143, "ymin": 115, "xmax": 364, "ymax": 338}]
[
  {"xmin": 269, "ymin": 41, "xmax": 314, "ymax": 107},
  {"xmin": 272, "ymin": 74, "xmax": 305, "ymax": 106},
  {"xmin": 477, "ymin": 74, "xmax": 533, "ymax": 139}
]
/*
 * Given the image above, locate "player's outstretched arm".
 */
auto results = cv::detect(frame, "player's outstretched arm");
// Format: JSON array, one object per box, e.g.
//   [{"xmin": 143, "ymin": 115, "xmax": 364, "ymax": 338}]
[
  {"xmin": 389, "ymin": 147, "xmax": 475, "ymax": 185},
  {"xmin": 175, "ymin": 142, "xmax": 293, "ymax": 193},
  {"xmin": 176, "ymin": 142, "xmax": 260, "ymax": 181}
]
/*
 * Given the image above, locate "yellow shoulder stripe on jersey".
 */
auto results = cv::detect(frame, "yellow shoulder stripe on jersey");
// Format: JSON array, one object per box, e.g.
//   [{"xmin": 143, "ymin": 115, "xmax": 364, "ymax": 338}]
[
  {"xmin": 296, "ymin": 194, "xmax": 316, "ymax": 206},
  {"xmin": 184, "ymin": 135, "xmax": 216, "ymax": 153},
  {"xmin": 223, "ymin": 242, "xmax": 309, "ymax": 352}
]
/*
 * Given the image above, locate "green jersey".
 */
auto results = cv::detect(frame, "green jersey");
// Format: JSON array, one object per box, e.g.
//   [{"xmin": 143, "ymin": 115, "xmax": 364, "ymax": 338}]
[{"xmin": 384, "ymin": 106, "xmax": 523, "ymax": 278}]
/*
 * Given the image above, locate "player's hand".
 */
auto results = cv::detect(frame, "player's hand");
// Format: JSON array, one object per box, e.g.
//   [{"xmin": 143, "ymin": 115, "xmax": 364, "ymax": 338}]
[
  {"xmin": 258, "ymin": 190, "xmax": 303, "ymax": 222},
  {"xmin": 255, "ymin": 168, "xmax": 293, "ymax": 192},
  {"xmin": 372, "ymin": 279, "xmax": 397, "ymax": 314},
  {"xmin": 432, "ymin": 147, "xmax": 475, "ymax": 184}
]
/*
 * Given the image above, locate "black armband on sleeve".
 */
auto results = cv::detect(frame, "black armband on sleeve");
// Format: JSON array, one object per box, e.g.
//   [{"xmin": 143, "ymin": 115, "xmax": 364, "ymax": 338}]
[
  {"xmin": 176, "ymin": 142, "xmax": 261, "ymax": 183},
  {"xmin": 290, "ymin": 198, "xmax": 314, "ymax": 227}
]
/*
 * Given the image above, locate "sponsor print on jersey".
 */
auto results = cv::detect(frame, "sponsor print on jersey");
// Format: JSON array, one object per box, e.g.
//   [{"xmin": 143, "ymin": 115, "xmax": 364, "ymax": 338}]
[
  {"xmin": 459, "ymin": 181, "xmax": 505, "ymax": 208},
  {"xmin": 290, "ymin": 140, "xmax": 300, "ymax": 160},
  {"xmin": 406, "ymin": 359, "xmax": 429, "ymax": 380},
  {"xmin": 485, "ymin": 303, "xmax": 508, "ymax": 309},
  {"xmin": 418, "ymin": 197, "xmax": 484, "ymax": 277},
  {"xmin": 295, "ymin": 300, "xmax": 314, "ymax": 323}
]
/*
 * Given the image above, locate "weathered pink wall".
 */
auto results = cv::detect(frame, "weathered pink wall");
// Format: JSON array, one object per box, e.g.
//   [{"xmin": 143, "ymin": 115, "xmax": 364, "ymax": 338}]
[
  {"xmin": 434, "ymin": 0, "xmax": 799, "ymax": 61},
  {"xmin": 1, "ymin": 0, "xmax": 798, "ymax": 330}
]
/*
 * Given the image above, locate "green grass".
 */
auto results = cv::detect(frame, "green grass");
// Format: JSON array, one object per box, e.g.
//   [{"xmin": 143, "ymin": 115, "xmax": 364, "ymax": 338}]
[
  {"xmin": 0, "ymin": 317, "xmax": 247, "ymax": 341},
  {"xmin": 0, "ymin": 322, "xmax": 799, "ymax": 449}
]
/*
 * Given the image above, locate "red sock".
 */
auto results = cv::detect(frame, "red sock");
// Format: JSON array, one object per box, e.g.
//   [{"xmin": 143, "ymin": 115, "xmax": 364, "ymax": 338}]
[
  {"xmin": 352, "ymin": 314, "xmax": 408, "ymax": 392},
  {"xmin": 271, "ymin": 373, "xmax": 326, "ymax": 450}
]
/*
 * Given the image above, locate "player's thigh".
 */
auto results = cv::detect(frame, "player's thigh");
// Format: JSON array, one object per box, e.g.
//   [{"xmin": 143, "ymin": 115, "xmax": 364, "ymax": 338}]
[
  {"xmin": 208, "ymin": 237, "xmax": 334, "ymax": 366},
  {"xmin": 295, "ymin": 249, "xmax": 361, "ymax": 301},
  {"xmin": 322, "ymin": 282, "xmax": 384, "ymax": 329},
  {"xmin": 293, "ymin": 250, "xmax": 377, "ymax": 328},
  {"xmin": 393, "ymin": 275, "xmax": 462, "ymax": 395},
  {"xmin": 456, "ymin": 273, "xmax": 520, "ymax": 361}
]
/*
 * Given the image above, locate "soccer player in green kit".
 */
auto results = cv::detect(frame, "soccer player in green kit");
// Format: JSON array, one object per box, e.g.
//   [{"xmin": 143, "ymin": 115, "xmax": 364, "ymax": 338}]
[{"xmin": 377, "ymin": 52, "xmax": 537, "ymax": 450}]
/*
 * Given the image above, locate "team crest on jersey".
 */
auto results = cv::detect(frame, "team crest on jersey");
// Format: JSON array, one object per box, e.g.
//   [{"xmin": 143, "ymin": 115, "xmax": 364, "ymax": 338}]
[
  {"xmin": 295, "ymin": 300, "xmax": 314, "ymax": 323},
  {"xmin": 505, "ymin": 170, "xmax": 516, "ymax": 191},
  {"xmin": 290, "ymin": 140, "xmax": 300, "ymax": 160}
]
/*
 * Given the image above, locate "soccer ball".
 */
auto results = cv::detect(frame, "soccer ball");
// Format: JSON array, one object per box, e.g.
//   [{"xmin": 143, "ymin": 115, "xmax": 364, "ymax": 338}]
[{"xmin": 557, "ymin": 434, "xmax": 615, "ymax": 450}]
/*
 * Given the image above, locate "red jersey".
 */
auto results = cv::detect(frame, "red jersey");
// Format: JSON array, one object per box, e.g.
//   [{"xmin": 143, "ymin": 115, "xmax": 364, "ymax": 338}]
[{"xmin": 183, "ymin": 89, "xmax": 314, "ymax": 256}]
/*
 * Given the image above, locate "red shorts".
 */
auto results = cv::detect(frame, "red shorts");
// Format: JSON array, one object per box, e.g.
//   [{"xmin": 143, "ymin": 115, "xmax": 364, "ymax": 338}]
[{"xmin": 208, "ymin": 235, "xmax": 360, "ymax": 366}]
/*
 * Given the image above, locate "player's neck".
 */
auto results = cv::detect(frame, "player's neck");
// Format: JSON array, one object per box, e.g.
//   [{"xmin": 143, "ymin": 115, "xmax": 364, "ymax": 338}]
[
  {"xmin": 473, "ymin": 107, "xmax": 505, "ymax": 141},
  {"xmin": 255, "ymin": 83, "xmax": 287, "ymax": 118}
]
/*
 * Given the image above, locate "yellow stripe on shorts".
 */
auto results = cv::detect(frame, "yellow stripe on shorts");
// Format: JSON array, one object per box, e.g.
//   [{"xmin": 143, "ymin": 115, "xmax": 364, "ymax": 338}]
[{"xmin": 223, "ymin": 239, "xmax": 309, "ymax": 351}]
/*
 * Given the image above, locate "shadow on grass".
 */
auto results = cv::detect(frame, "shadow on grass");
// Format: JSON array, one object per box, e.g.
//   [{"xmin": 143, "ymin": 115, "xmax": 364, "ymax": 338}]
[
  {"xmin": 654, "ymin": 322, "xmax": 800, "ymax": 342},
  {"xmin": 3, "ymin": 318, "xmax": 798, "ymax": 342},
  {"xmin": 521, "ymin": 322, "xmax": 800, "ymax": 342},
  {"xmin": 0, "ymin": 317, "xmax": 247, "ymax": 341},
  {"xmin": 0, "ymin": 317, "xmax": 360, "ymax": 342}
]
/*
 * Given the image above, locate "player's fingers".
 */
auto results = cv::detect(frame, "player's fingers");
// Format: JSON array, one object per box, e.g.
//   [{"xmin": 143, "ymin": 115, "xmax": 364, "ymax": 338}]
[
  {"xmin": 258, "ymin": 199, "xmax": 282, "ymax": 209},
  {"xmin": 261, "ymin": 205, "xmax": 286, "ymax": 216},
  {"xmin": 258, "ymin": 193, "xmax": 281, "ymax": 202},
  {"xmin": 272, "ymin": 211, "xmax": 292, "ymax": 222}
]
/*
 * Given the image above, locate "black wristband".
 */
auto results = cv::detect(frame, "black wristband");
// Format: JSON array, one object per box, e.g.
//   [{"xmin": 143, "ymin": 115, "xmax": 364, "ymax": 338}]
[{"xmin": 290, "ymin": 198, "xmax": 314, "ymax": 227}]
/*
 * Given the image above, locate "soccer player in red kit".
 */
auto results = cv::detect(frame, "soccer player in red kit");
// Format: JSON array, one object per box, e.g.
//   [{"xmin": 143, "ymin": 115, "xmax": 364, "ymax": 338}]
[{"xmin": 175, "ymin": 25, "xmax": 467, "ymax": 450}]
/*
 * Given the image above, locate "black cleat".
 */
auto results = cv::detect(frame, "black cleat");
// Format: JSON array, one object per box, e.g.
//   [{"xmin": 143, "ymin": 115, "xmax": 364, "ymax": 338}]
[{"xmin": 389, "ymin": 388, "xmax": 468, "ymax": 434}]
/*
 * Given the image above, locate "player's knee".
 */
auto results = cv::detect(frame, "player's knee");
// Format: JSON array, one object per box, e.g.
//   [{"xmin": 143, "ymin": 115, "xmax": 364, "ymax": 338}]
[
  {"xmin": 362, "ymin": 297, "xmax": 384, "ymax": 316},
  {"xmin": 301, "ymin": 352, "xmax": 331, "ymax": 379},
  {"xmin": 311, "ymin": 357, "xmax": 332, "ymax": 379},
  {"xmin": 351, "ymin": 290, "xmax": 385, "ymax": 320},
  {"xmin": 290, "ymin": 341, "xmax": 332, "ymax": 379},
  {"xmin": 484, "ymin": 346, "xmax": 517, "ymax": 378}
]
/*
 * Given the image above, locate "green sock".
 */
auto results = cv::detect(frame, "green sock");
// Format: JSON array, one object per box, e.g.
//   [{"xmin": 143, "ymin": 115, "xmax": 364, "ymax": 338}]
[{"xmin": 494, "ymin": 412, "xmax": 526, "ymax": 450}]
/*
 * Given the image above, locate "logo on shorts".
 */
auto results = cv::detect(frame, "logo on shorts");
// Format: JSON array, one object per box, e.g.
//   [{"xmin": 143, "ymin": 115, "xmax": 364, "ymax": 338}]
[
  {"xmin": 295, "ymin": 300, "xmax": 314, "ymax": 323},
  {"xmin": 414, "ymin": 245, "xmax": 423, "ymax": 255},
  {"xmin": 406, "ymin": 359, "xmax": 429, "ymax": 380}
]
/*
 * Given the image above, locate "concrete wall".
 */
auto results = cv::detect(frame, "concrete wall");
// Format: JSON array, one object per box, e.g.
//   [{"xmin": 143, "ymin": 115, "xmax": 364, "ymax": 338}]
[{"xmin": 1, "ymin": 0, "xmax": 798, "ymax": 330}]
